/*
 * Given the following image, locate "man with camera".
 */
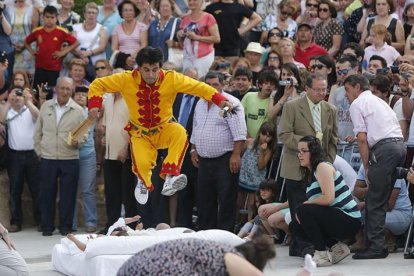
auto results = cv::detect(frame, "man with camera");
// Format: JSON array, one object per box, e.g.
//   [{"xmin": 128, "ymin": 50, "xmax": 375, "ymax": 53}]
[
  {"xmin": 0, "ymin": 86, "xmax": 40, "ymax": 233},
  {"xmin": 344, "ymin": 74, "xmax": 406, "ymax": 259}
]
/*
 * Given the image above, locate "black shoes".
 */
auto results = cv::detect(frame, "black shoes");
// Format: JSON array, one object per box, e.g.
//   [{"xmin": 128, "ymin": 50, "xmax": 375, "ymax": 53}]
[
  {"xmin": 42, "ymin": 231, "xmax": 53, "ymax": 237},
  {"xmin": 352, "ymin": 248, "xmax": 388, "ymax": 259}
]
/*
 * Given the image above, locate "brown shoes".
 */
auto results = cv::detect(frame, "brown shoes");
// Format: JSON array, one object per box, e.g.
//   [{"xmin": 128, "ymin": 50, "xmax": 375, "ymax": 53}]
[{"xmin": 9, "ymin": 225, "xmax": 21, "ymax": 233}]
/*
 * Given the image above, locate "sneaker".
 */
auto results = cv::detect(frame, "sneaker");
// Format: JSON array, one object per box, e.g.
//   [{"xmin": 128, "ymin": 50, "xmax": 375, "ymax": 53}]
[
  {"xmin": 161, "ymin": 174, "xmax": 187, "ymax": 196},
  {"xmin": 134, "ymin": 179, "xmax": 149, "ymax": 204},
  {"xmin": 330, "ymin": 241, "xmax": 351, "ymax": 264},
  {"xmin": 312, "ymin": 250, "xmax": 332, "ymax": 267}
]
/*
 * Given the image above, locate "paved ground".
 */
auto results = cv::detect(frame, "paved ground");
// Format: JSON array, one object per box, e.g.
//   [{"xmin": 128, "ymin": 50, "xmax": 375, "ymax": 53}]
[{"xmin": 8, "ymin": 227, "xmax": 414, "ymax": 276}]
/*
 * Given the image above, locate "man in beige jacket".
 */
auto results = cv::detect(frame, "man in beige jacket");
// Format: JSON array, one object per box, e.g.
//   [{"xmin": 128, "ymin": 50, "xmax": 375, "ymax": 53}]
[{"xmin": 34, "ymin": 77, "xmax": 84, "ymax": 236}]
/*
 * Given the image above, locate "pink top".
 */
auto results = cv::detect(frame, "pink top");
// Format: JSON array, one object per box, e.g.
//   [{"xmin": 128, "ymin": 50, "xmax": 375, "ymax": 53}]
[
  {"xmin": 112, "ymin": 21, "xmax": 148, "ymax": 54},
  {"xmin": 180, "ymin": 13, "xmax": 217, "ymax": 58},
  {"xmin": 363, "ymin": 42, "xmax": 400, "ymax": 67},
  {"xmin": 350, "ymin": 90, "xmax": 402, "ymax": 148}
]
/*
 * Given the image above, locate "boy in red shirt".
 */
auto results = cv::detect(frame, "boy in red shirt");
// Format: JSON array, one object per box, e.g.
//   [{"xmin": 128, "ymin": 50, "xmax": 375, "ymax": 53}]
[{"xmin": 25, "ymin": 5, "xmax": 79, "ymax": 99}]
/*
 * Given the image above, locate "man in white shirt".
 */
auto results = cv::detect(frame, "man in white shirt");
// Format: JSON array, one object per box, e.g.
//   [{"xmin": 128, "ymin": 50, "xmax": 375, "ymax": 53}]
[
  {"xmin": 344, "ymin": 74, "xmax": 406, "ymax": 259},
  {"xmin": 2, "ymin": 87, "xmax": 39, "ymax": 233}
]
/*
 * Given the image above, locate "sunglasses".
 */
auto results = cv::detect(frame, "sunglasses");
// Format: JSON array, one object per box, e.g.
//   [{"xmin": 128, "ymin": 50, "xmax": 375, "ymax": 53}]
[
  {"xmin": 95, "ymin": 66, "xmax": 107, "ymax": 71},
  {"xmin": 311, "ymin": 64, "xmax": 326, "ymax": 70},
  {"xmin": 269, "ymin": 32, "xmax": 283, "ymax": 38},
  {"xmin": 268, "ymin": 56, "xmax": 279, "ymax": 61},
  {"xmin": 336, "ymin": 68, "xmax": 351, "ymax": 76},
  {"xmin": 216, "ymin": 62, "xmax": 231, "ymax": 70},
  {"xmin": 319, "ymin": 8, "xmax": 329, "ymax": 12},
  {"xmin": 281, "ymin": 11, "xmax": 292, "ymax": 16},
  {"xmin": 306, "ymin": 3, "xmax": 318, "ymax": 8}
]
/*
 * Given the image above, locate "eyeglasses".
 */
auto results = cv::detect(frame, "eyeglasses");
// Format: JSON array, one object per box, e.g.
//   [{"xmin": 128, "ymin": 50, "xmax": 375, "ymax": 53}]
[
  {"xmin": 269, "ymin": 32, "xmax": 283, "ymax": 38},
  {"xmin": 86, "ymin": 11, "xmax": 98, "ymax": 15},
  {"xmin": 268, "ymin": 56, "xmax": 279, "ymax": 61},
  {"xmin": 297, "ymin": 149, "xmax": 310, "ymax": 155},
  {"xmin": 306, "ymin": 3, "xmax": 318, "ymax": 8},
  {"xmin": 311, "ymin": 87, "xmax": 328, "ymax": 93},
  {"xmin": 281, "ymin": 11, "xmax": 292, "ymax": 16},
  {"xmin": 319, "ymin": 8, "xmax": 329, "ymax": 12},
  {"xmin": 95, "ymin": 66, "xmax": 107, "ymax": 71},
  {"xmin": 311, "ymin": 64, "xmax": 326, "ymax": 70},
  {"xmin": 336, "ymin": 68, "xmax": 351, "ymax": 76}
]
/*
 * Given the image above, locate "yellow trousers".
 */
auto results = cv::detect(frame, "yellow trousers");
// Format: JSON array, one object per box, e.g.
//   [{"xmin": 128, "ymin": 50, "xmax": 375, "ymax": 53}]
[{"xmin": 128, "ymin": 121, "xmax": 188, "ymax": 192}]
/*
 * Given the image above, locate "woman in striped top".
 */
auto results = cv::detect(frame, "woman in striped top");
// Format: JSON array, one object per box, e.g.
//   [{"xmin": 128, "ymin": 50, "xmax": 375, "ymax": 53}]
[{"xmin": 290, "ymin": 135, "xmax": 362, "ymax": 267}]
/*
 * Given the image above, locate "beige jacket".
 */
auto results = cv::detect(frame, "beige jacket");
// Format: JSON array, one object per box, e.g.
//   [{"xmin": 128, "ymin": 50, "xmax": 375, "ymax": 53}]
[{"xmin": 33, "ymin": 99, "xmax": 84, "ymax": 160}]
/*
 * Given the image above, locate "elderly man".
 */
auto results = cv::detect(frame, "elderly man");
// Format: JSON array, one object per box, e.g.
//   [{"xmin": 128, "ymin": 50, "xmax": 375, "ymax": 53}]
[
  {"xmin": 190, "ymin": 71, "xmax": 247, "ymax": 231},
  {"xmin": 34, "ymin": 77, "xmax": 85, "ymax": 236},
  {"xmin": 344, "ymin": 74, "xmax": 406, "ymax": 259}
]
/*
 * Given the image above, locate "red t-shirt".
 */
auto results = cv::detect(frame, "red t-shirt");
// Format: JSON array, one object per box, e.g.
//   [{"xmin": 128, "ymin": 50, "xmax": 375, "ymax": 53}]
[
  {"xmin": 25, "ymin": 26, "xmax": 77, "ymax": 71},
  {"xmin": 294, "ymin": 43, "xmax": 328, "ymax": 68}
]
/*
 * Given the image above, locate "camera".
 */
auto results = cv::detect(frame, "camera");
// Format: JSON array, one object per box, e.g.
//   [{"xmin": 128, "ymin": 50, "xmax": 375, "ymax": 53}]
[
  {"xmin": 394, "ymin": 166, "xmax": 414, "ymax": 179},
  {"xmin": 42, "ymin": 84, "xmax": 52, "ymax": 95},
  {"xmin": 390, "ymin": 65, "xmax": 399, "ymax": 74},
  {"xmin": 279, "ymin": 78, "xmax": 292, "ymax": 86},
  {"xmin": 15, "ymin": 88, "xmax": 23, "ymax": 97},
  {"xmin": 0, "ymin": 51, "xmax": 7, "ymax": 64}
]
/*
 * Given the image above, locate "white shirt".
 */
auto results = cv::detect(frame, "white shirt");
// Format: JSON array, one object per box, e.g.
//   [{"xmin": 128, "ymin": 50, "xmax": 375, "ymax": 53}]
[
  {"xmin": 7, "ymin": 106, "xmax": 36, "ymax": 150},
  {"xmin": 54, "ymin": 98, "xmax": 71, "ymax": 126},
  {"xmin": 350, "ymin": 90, "xmax": 402, "ymax": 147}
]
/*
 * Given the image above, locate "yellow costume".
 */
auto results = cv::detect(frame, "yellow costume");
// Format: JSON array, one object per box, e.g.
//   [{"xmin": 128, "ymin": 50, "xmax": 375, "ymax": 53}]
[{"xmin": 88, "ymin": 69, "xmax": 225, "ymax": 192}]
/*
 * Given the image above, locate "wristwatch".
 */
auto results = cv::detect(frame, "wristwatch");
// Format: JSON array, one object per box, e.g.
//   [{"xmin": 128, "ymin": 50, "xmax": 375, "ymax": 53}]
[{"xmin": 0, "ymin": 228, "xmax": 8, "ymax": 238}]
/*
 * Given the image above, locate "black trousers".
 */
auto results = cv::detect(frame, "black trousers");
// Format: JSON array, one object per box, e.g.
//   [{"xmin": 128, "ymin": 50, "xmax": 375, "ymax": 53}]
[
  {"xmin": 290, "ymin": 204, "xmax": 362, "ymax": 251},
  {"xmin": 196, "ymin": 152, "xmax": 237, "ymax": 231},
  {"xmin": 103, "ymin": 159, "xmax": 137, "ymax": 228},
  {"xmin": 33, "ymin": 69, "xmax": 59, "ymax": 100},
  {"xmin": 365, "ymin": 139, "xmax": 406, "ymax": 251},
  {"xmin": 285, "ymin": 179, "xmax": 307, "ymax": 222}
]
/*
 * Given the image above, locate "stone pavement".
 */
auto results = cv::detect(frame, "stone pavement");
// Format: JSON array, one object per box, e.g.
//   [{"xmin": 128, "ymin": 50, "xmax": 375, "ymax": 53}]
[{"xmin": 7, "ymin": 227, "xmax": 414, "ymax": 276}]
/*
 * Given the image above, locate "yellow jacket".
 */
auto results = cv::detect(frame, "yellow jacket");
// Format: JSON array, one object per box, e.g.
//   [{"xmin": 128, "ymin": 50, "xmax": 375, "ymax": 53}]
[{"xmin": 89, "ymin": 69, "xmax": 225, "ymax": 131}]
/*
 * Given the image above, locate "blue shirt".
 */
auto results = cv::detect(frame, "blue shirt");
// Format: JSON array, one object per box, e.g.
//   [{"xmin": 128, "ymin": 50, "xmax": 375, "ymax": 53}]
[
  {"xmin": 148, "ymin": 17, "xmax": 181, "ymax": 62},
  {"xmin": 79, "ymin": 107, "xmax": 96, "ymax": 158}
]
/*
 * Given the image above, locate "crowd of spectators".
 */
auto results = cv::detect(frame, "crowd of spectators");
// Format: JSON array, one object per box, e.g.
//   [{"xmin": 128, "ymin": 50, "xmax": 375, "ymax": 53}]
[{"xmin": 1, "ymin": 0, "xmax": 414, "ymax": 272}]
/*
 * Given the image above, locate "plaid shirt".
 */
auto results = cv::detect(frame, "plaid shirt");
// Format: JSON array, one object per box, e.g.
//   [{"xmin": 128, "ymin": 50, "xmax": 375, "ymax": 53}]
[{"xmin": 190, "ymin": 92, "xmax": 247, "ymax": 158}]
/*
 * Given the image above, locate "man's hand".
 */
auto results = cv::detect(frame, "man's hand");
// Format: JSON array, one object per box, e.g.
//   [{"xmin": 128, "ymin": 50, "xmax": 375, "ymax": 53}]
[
  {"xmin": 344, "ymin": 135, "xmax": 356, "ymax": 143},
  {"xmin": 23, "ymin": 88, "xmax": 33, "ymax": 104},
  {"xmin": 0, "ymin": 60, "xmax": 8, "ymax": 72},
  {"xmin": 229, "ymin": 152, "xmax": 241, "ymax": 173},
  {"xmin": 219, "ymin": 100, "xmax": 233, "ymax": 110},
  {"xmin": 117, "ymin": 146, "xmax": 129, "ymax": 163},
  {"xmin": 407, "ymin": 168, "xmax": 414, "ymax": 184},
  {"xmin": 52, "ymin": 50, "xmax": 66, "ymax": 59},
  {"xmin": 89, "ymin": 108, "xmax": 100, "ymax": 120},
  {"xmin": 190, "ymin": 149, "xmax": 199, "ymax": 168}
]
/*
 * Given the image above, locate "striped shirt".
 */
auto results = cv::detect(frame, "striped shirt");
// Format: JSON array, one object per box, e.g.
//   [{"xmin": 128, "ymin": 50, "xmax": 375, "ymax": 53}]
[
  {"xmin": 306, "ymin": 167, "xmax": 361, "ymax": 219},
  {"xmin": 190, "ymin": 91, "xmax": 247, "ymax": 158}
]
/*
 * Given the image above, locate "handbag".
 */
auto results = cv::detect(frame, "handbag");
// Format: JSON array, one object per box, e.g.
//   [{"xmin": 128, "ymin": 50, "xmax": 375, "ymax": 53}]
[{"xmin": 168, "ymin": 18, "xmax": 183, "ymax": 71}]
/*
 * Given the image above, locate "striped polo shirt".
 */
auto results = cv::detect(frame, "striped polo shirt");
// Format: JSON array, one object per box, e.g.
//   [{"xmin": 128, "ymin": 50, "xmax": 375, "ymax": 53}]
[{"xmin": 306, "ymin": 168, "xmax": 361, "ymax": 219}]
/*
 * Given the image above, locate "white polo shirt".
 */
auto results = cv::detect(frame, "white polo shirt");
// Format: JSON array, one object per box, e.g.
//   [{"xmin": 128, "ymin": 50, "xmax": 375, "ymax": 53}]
[{"xmin": 7, "ymin": 106, "xmax": 36, "ymax": 150}]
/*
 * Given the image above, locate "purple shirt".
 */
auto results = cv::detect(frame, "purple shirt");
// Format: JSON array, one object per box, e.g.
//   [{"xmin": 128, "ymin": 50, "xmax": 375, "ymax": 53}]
[
  {"xmin": 190, "ymin": 91, "xmax": 247, "ymax": 158},
  {"xmin": 349, "ymin": 90, "xmax": 402, "ymax": 147}
]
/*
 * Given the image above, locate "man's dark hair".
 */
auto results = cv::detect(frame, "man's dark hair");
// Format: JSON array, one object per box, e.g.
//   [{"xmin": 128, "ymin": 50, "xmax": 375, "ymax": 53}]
[
  {"xmin": 234, "ymin": 67, "xmax": 253, "ymax": 81},
  {"xmin": 341, "ymin": 42, "xmax": 364, "ymax": 60},
  {"xmin": 43, "ymin": 5, "xmax": 58, "ymax": 16},
  {"xmin": 369, "ymin": 55, "xmax": 387, "ymax": 68},
  {"xmin": 205, "ymin": 71, "xmax": 225, "ymax": 84},
  {"xmin": 136, "ymin": 47, "xmax": 164, "ymax": 67},
  {"xmin": 257, "ymin": 68, "xmax": 278, "ymax": 86},
  {"xmin": 336, "ymin": 54, "xmax": 359, "ymax": 69},
  {"xmin": 344, "ymin": 74, "xmax": 370, "ymax": 91},
  {"xmin": 305, "ymin": 73, "xmax": 327, "ymax": 88},
  {"xmin": 370, "ymin": 74, "xmax": 391, "ymax": 95}
]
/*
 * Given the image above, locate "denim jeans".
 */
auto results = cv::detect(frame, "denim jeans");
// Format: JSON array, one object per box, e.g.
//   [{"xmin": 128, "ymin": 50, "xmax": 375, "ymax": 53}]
[
  {"xmin": 6, "ymin": 149, "xmax": 40, "ymax": 227},
  {"xmin": 73, "ymin": 152, "xmax": 97, "ymax": 229}
]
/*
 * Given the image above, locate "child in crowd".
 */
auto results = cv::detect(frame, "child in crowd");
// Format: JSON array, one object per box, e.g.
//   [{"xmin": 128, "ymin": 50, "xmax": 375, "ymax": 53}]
[
  {"xmin": 237, "ymin": 179, "xmax": 278, "ymax": 240},
  {"xmin": 237, "ymin": 121, "xmax": 277, "ymax": 222},
  {"xmin": 363, "ymin": 24, "xmax": 400, "ymax": 67}
]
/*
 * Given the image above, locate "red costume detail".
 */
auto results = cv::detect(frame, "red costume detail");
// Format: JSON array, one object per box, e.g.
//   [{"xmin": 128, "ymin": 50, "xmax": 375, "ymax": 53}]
[
  {"xmin": 211, "ymin": 93, "xmax": 226, "ymax": 106},
  {"xmin": 88, "ymin": 95, "xmax": 103, "ymax": 110}
]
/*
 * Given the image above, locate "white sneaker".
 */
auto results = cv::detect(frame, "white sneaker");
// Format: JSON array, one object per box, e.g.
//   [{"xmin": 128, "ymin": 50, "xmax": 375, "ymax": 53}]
[
  {"xmin": 312, "ymin": 250, "xmax": 332, "ymax": 267},
  {"xmin": 161, "ymin": 174, "xmax": 187, "ymax": 196},
  {"xmin": 134, "ymin": 179, "xmax": 149, "ymax": 205},
  {"xmin": 330, "ymin": 241, "xmax": 350, "ymax": 264}
]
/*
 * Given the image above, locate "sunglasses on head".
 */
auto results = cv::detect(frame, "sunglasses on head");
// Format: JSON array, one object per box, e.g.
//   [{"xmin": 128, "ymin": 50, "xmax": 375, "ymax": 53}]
[
  {"xmin": 281, "ymin": 11, "xmax": 292, "ymax": 16},
  {"xmin": 307, "ymin": 3, "xmax": 318, "ymax": 8},
  {"xmin": 95, "ymin": 66, "xmax": 106, "ymax": 71},
  {"xmin": 319, "ymin": 8, "xmax": 329, "ymax": 12},
  {"xmin": 311, "ymin": 64, "xmax": 325, "ymax": 70},
  {"xmin": 336, "ymin": 68, "xmax": 351, "ymax": 76}
]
